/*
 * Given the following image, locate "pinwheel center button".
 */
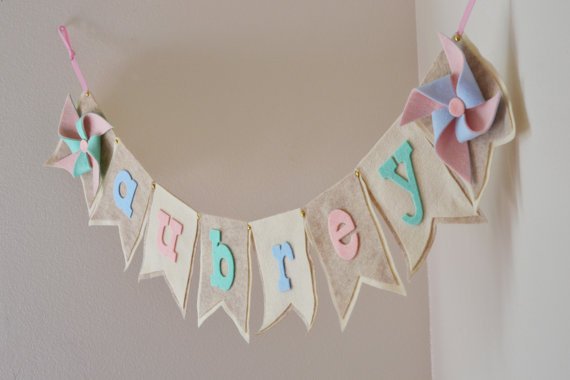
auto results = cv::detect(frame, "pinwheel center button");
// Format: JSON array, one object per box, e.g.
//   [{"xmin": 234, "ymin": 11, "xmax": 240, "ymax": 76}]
[
  {"xmin": 80, "ymin": 139, "xmax": 89, "ymax": 153},
  {"xmin": 448, "ymin": 97, "xmax": 465, "ymax": 117}
]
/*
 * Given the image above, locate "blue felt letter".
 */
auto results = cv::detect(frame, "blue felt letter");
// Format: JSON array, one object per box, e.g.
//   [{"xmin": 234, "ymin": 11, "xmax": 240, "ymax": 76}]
[
  {"xmin": 379, "ymin": 140, "xmax": 424, "ymax": 225},
  {"xmin": 113, "ymin": 170, "xmax": 138, "ymax": 218},
  {"xmin": 272, "ymin": 242, "xmax": 295, "ymax": 292}
]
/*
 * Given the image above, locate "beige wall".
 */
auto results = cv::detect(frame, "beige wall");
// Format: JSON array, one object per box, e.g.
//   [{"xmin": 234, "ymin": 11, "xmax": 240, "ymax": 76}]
[
  {"xmin": 415, "ymin": 1, "xmax": 570, "ymax": 379},
  {"xmin": 0, "ymin": 1, "xmax": 432, "ymax": 379}
]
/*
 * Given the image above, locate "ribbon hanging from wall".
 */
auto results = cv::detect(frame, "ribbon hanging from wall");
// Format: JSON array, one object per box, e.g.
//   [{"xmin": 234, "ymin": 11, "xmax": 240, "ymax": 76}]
[{"xmin": 46, "ymin": 1, "xmax": 515, "ymax": 340}]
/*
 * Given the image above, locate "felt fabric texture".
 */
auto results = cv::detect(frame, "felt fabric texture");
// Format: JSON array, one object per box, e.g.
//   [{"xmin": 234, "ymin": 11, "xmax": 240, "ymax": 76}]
[
  {"xmin": 400, "ymin": 33, "xmax": 501, "ymax": 183},
  {"xmin": 304, "ymin": 174, "xmax": 404, "ymax": 330},
  {"xmin": 412, "ymin": 35, "xmax": 516, "ymax": 207},
  {"xmin": 328, "ymin": 209, "xmax": 360, "ymax": 259},
  {"xmin": 139, "ymin": 184, "xmax": 199, "ymax": 316},
  {"xmin": 75, "ymin": 93, "xmax": 116, "ymax": 209},
  {"xmin": 250, "ymin": 209, "xmax": 317, "ymax": 333},
  {"xmin": 378, "ymin": 140, "xmax": 424, "ymax": 226},
  {"xmin": 54, "ymin": 101, "xmax": 114, "ymax": 193},
  {"xmin": 89, "ymin": 141, "xmax": 154, "ymax": 269},
  {"xmin": 45, "ymin": 93, "xmax": 116, "ymax": 212},
  {"xmin": 357, "ymin": 120, "xmax": 477, "ymax": 274},
  {"xmin": 197, "ymin": 215, "xmax": 251, "ymax": 342}
]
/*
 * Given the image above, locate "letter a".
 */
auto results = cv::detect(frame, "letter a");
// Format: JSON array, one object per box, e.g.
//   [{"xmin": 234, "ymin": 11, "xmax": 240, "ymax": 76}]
[
  {"xmin": 210, "ymin": 229, "xmax": 235, "ymax": 291},
  {"xmin": 272, "ymin": 242, "xmax": 295, "ymax": 292},
  {"xmin": 328, "ymin": 209, "xmax": 359, "ymax": 260},
  {"xmin": 157, "ymin": 209, "xmax": 183, "ymax": 262},
  {"xmin": 379, "ymin": 140, "xmax": 424, "ymax": 225},
  {"xmin": 113, "ymin": 169, "xmax": 138, "ymax": 218}
]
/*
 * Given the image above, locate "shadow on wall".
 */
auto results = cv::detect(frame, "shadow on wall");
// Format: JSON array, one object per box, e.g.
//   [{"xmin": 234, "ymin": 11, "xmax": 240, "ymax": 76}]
[
  {"xmin": 487, "ymin": 0, "xmax": 530, "ymax": 285},
  {"xmin": 478, "ymin": 0, "xmax": 530, "ymax": 359}
]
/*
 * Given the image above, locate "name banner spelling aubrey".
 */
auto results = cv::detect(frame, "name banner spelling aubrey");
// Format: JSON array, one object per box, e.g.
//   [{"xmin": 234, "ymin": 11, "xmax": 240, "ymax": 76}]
[{"xmin": 47, "ymin": 28, "xmax": 515, "ymax": 339}]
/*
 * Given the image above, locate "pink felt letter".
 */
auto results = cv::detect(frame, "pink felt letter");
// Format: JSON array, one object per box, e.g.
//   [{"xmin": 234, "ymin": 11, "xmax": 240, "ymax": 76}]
[
  {"xmin": 327, "ymin": 209, "xmax": 359, "ymax": 260},
  {"xmin": 157, "ymin": 209, "xmax": 183, "ymax": 263}
]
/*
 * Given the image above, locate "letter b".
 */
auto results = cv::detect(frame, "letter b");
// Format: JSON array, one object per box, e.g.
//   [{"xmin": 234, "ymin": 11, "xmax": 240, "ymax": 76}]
[{"xmin": 210, "ymin": 229, "xmax": 235, "ymax": 291}]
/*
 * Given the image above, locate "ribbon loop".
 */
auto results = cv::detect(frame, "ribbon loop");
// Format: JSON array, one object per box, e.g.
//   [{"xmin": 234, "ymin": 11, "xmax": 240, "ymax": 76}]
[
  {"xmin": 57, "ymin": 25, "xmax": 89, "ymax": 93},
  {"xmin": 456, "ymin": 0, "xmax": 477, "ymax": 38}
]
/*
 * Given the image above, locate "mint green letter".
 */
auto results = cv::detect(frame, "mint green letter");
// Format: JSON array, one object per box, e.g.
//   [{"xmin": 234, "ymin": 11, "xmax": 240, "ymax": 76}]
[
  {"xmin": 379, "ymin": 140, "xmax": 424, "ymax": 225},
  {"xmin": 209, "ymin": 229, "xmax": 235, "ymax": 291}
]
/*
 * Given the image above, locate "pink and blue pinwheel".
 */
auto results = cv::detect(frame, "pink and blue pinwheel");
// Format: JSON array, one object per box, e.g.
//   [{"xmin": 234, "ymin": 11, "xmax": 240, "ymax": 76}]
[
  {"xmin": 52, "ymin": 97, "xmax": 113, "ymax": 193},
  {"xmin": 400, "ymin": 33, "xmax": 501, "ymax": 182}
]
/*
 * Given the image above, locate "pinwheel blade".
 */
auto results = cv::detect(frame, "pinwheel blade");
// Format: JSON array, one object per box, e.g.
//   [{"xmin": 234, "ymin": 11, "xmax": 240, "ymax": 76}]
[
  {"xmin": 401, "ymin": 89, "xmax": 445, "ymax": 125},
  {"xmin": 435, "ymin": 120, "xmax": 472, "ymax": 182},
  {"xmin": 456, "ymin": 92, "xmax": 501, "ymax": 143}
]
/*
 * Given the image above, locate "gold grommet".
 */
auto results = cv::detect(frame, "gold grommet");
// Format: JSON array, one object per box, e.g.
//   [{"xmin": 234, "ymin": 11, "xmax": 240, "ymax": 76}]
[
  {"xmin": 115, "ymin": 137, "xmax": 120, "ymax": 144},
  {"xmin": 152, "ymin": 183, "xmax": 156, "ymax": 190},
  {"xmin": 354, "ymin": 169, "xmax": 361, "ymax": 178},
  {"xmin": 453, "ymin": 33, "xmax": 462, "ymax": 42},
  {"xmin": 85, "ymin": 90, "xmax": 91, "ymax": 97},
  {"xmin": 247, "ymin": 224, "xmax": 252, "ymax": 231},
  {"xmin": 300, "ymin": 209, "xmax": 306, "ymax": 218}
]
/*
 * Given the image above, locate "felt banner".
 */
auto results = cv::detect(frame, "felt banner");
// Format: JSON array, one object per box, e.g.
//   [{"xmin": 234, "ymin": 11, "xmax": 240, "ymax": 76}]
[
  {"xmin": 89, "ymin": 140, "xmax": 154, "ymax": 268},
  {"xmin": 357, "ymin": 120, "xmax": 477, "ymax": 274},
  {"xmin": 250, "ymin": 209, "xmax": 317, "ymax": 333},
  {"xmin": 410, "ymin": 35, "xmax": 515, "ymax": 207},
  {"xmin": 304, "ymin": 174, "xmax": 404, "ymax": 330},
  {"xmin": 197, "ymin": 215, "xmax": 251, "ymax": 342},
  {"xmin": 45, "ymin": 94, "xmax": 116, "ymax": 212},
  {"xmin": 49, "ymin": 20, "xmax": 516, "ymax": 339},
  {"xmin": 139, "ymin": 184, "xmax": 199, "ymax": 316}
]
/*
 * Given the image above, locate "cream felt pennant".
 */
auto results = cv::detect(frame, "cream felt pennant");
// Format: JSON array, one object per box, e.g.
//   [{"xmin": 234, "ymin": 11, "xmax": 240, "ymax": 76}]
[
  {"xmin": 411, "ymin": 35, "xmax": 515, "ymax": 208},
  {"xmin": 250, "ymin": 209, "xmax": 317, "ymax": 333},
  {"xmin": 139, "ymin": 184, "xmax": 199, "ymax": 316},
  {"xmin": 304, "ymin": 174, "xmax": 404, "ymax": 330},
  {"xmin": 357, "ymin": 120, "xmax": 478, "ymax": 274},
  {"xmin": 45, "ymin": 93, "xmax": 116, "ymax": 212},
  {"xmin": 89, "ymin": 140, "xmax": 153, "ymax": 269},
  {"xmin": 197, "ymin": 215, "xmax": 251, "ymax": 342}
]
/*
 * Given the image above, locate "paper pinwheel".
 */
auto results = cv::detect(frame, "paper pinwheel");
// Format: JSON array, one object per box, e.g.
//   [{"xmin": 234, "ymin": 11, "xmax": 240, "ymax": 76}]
[
  {"xmin": 52, "ymin": 104, "xmax": 113, "ymax": 193},
  {"xmin": 400, "ymin": 33, "xmax": 501, "ymax": 182}
]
